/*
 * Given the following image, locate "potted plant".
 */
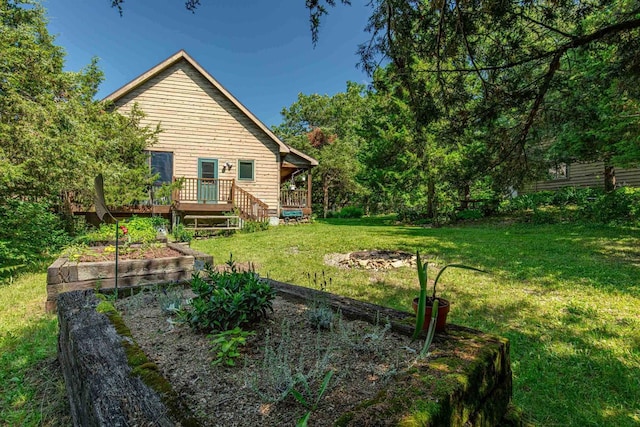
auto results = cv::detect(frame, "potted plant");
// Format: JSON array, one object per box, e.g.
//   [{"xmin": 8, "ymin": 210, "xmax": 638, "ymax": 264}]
[{"xmin": 412, "ymin": 251, "xmax": 485, "ymax": 339}]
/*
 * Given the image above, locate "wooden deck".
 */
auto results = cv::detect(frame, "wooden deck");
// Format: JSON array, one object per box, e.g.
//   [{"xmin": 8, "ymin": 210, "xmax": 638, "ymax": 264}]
[
  {"xmin": 71, "ymin": 177, "xmax": 311, "ymax": 224},
  {"xmin": 173, "ymin": 202, "xmax": 233, "ymax": 213},
  {"xmin": 70, "ymin": 204, "xmax": 171, "ymax": 215}
]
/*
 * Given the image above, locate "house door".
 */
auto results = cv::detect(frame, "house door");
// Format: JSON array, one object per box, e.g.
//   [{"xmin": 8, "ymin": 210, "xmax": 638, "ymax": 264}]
[{"xmin": 197, "ymin": 159, "xmax": 218, "ymax": 203}]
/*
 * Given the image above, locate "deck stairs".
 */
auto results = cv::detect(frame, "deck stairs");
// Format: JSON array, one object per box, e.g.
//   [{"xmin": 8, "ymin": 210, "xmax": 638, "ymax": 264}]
[{"xmin": 175, "ymin": 181, "xmax": 269, "ymax": 231}]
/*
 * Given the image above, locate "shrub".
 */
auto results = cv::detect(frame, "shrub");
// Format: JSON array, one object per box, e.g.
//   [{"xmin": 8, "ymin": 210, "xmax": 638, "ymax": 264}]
[
  {"xmin": 395, "ymin": 206, "xmax": 432, "ymax": 224},
  {"xmin": 0, "ymin": 200, "xmax": 69, "ymax": 277},
  {"xmin": 185, "ymin": 262, "xmax": 276, "ymax": 332},
  {"xmin": 581, "ymin": 187, "xmax": 640, "ymax": 224},
  {"xmin": 241, "ymin": 220, "xmax": 270, "ymax": 233},
  {"xmin": 456, "ymin": 209, "xmax": 483, "ymax": 221},
  {"xmin": 149, "ymin": 215, "xmax": 169, "ymax": 231},
  {"xmin": 210, "ymin": 327, "xmax": 255, "ymax": 367},
  {"xmin": 334, "ymin": 206, "xmax": 364, "ymax": 219},
  {"xmin": 172, "ymin": 223, "xmax": 193, "ymax": 243},
  {"xmin": 84, "ymin": 215, "xmax": 158, "ymax": 244},
  {"xmin": 500, "ymin": 187, "xmax": 640, "ymax": 224}
]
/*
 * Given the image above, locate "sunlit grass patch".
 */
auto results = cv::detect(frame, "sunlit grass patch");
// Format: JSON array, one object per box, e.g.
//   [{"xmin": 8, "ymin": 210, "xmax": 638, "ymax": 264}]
[
  {"xmin": 0, "ymin": 273, "xmax": 69, "ymax": 426},
  {"xmin": 194, "ymin": 217, "xmax": 640, "ymax": 426}
]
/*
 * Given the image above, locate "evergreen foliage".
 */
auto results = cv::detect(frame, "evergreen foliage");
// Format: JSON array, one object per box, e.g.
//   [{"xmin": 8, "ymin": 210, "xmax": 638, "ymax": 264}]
[{"xmin": 0, "ymin": 1, "xmax": 158, "ymax": 274}]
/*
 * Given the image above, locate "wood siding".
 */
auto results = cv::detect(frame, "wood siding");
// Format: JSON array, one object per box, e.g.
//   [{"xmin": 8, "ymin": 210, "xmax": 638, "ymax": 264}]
[
  {"xmin": 524, "ymin": 161, "xmax": 640, "ymax": 192},
  {"xmin": 113, "ymin": 59, "xmax": 281, "ymax": 210}
]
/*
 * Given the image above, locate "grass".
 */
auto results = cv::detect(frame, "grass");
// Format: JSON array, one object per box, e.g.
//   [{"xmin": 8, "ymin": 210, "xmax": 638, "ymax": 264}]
[
  {"xmin": 0, "ymin": 272, "xmax": 69, "ymax": 426},
  {"xmin": 193, "ymin": 216, "xmax": 640, "ymax": 426},
  {"xmin": 1, "ymin": 216, "xmax": 638, "ymax": 426}
]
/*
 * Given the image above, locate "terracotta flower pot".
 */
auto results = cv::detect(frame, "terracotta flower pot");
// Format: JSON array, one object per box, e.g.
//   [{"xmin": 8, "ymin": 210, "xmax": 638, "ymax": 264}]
[{"xmin": 412, "ymin": 297, "xmax": 450, "ymax": 332}]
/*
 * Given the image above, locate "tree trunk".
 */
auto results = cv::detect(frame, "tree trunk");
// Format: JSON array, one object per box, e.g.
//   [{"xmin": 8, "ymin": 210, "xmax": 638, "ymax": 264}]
[
  {"xmin": 323, "ymin": 177, "xmax": 330, "ymax": 219},
  {"xmin": 426, "ymin": 177, "xmax": 436, "ymax": 219},
  {"xmin": 460, "ymin": 183, "xmax": 471, "ymax": 210},
  {"xmin": 604, "ymin": 163, "xmax": 616, "ymax": 193}
]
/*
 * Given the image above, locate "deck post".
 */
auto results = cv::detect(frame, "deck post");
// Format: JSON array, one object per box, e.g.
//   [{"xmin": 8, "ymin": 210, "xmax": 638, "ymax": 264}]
[
  {"xmin": 306, "ymin": 169, "xmax": 312, "ymax": 209},
  {"xmin": 231, "ymin": 179, "xmax": 236, "ymax": 207},
  {"xmin": 171, "ymin": 176, "xmax": 179, "ymax": 204}
]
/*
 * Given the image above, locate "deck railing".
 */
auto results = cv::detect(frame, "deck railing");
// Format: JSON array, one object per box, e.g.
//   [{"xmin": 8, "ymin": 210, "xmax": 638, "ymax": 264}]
[
  {"xmin": 233, "ymin": 185, "xmax": 269, "ymax": 222},
  {"xmin": 172, "ymin": 177, "xmax": 235, "ymax": 204},
  {"xmin": 150, "ymin": 177, "xmax": 272, "ymax": 222},
  {"xmin": 280, "ymin": 189, "xmax": 308, "ymax": 208}
]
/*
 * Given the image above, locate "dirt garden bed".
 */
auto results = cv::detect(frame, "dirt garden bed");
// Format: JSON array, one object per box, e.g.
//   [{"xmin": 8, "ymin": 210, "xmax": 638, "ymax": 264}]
[
  {"xmin": 116, "ymin": 291, "xmax": 417, "ymax": 426},
  {"xmin": 57, "ymin": 281, "xmax": 515, "ymax": 426},
  {"xmin": 73, "ymin": 244, "xmax": 183, "ymax": 262},
  {"xmin": 46, "ymin": 242, "xmax": 212, "ymax": 312}
]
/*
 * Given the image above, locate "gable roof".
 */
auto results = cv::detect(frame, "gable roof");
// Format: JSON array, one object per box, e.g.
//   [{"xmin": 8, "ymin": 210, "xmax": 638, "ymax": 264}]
[{"xmin": 104, "ymin": 50, "xmax": 318, "ymax": 166}]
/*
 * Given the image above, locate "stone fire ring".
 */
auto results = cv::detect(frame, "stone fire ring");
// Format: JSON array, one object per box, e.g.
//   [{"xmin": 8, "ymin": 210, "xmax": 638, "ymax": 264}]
[{"xmin": 324, "ymin": 250, "xmax": 416, "ymax": 270}]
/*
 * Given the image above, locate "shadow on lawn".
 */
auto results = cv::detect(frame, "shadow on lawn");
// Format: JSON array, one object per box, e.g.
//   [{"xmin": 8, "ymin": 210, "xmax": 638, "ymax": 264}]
[
  {"xmin": 451, "ymin": 288, "xmax": 640, "ymax": 427},
  {"xmin": 369, "ymin": 223, "xmax": 640, "ymax": 297}
]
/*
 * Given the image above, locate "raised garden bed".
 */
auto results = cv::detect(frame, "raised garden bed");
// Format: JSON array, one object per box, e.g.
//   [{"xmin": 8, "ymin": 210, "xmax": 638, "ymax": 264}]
[
  {"xmin": 46, "ymin": 242, "xmax": 212, "ymax": 312},
  {"xmin": 57, "ymin": 281, "xmax": 516, "ymax": 426}
]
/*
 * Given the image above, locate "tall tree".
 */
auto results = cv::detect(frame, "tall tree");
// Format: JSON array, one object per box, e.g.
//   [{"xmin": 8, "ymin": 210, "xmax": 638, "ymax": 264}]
[
  {"xmin": 1, "ymin": 0, "xmax": 159, "ymax": 211},
  {"xmin": 543, "ymin": 46, "xmax": 640, "ymax": 190},
  {"xmin": 274, "ymin": 82, "xmax": 368, "ymax": 217},
  {"xmin": 359, "ymin": 1, "xmax": 640, "ymax": 184}
]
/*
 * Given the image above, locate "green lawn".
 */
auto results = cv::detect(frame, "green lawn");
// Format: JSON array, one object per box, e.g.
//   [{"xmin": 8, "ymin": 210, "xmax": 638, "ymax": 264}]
[
  {"xmin": 193, "ymin": 217, "xmax": 640, "ymax": 426},
  {"xmin": 0, "ymin": 272, "xmax": 69, "ymax": 426},
  {"xmin": 1, "ymin": 217, "xmax": 639, "ymax": 426}
]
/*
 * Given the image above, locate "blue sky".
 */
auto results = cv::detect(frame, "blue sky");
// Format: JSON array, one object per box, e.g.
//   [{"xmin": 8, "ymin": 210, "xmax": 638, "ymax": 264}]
[{"xmin": 45, "ymin": 0, "xmax": 372, "ymax": 127}]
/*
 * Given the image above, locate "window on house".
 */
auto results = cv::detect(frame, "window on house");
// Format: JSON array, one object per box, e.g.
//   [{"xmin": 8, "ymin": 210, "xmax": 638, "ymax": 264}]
[
  {"xmin": 238, "ymin": 160, "xmax": 254, "ymax": 181},
  {"xmin": 548, "ymin": 163, "xmax": 568, "ymax": 180},
  {"xmin": 149, "ymin": 151, "xmax": 173, "ymax": 184}
]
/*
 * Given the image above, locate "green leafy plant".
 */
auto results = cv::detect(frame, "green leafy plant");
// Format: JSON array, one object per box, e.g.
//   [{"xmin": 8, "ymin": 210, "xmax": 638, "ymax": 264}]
[
  {"xmin": 419, "ymin": 298, "xmax": 438, "ymax": 357},
  {"xmin": 185, "ymin": 256, "xmax": 276, "ymax": 332},
  {"xmin": 334, "ymin": 206, "xmax": 364, "ymax": 219},
  {"xmin": 149, "ymin": 215, "xmax": 169, "ymax": 231},
  {"xmin": 305, "ymin": 271, "xmax": 334, "ymax": 330},
  {"xmin": 157, "ymin": 286, "xmax": 186, "ymax": 314},
  {"xmin": 83, "ymin": 216, "xmax": 158, "ymax": 244},
  {"xmin": 61, "ymin": 243, "xmax": 92, "ymax": 261},
  {"xmin": 306, "ymin": 304, "xmax": 334, "ymax": 330},
  {"xmin": 210, "ymin": 327, "xmax": 255, "ymax": 367},
  {"xmin": 291, "ymin": 370, "xmax": 334, "ymax": 427},
  {"xmin": 241, "ymin": 219, "xmax": 270, "ymax": 233},
  {"xmin": 412, "ymin": 251, "xmax": 485, "ymax": 340},
  {"xmin": 172, "ymin": 223, "xmax": 193, "ymax": 243}
]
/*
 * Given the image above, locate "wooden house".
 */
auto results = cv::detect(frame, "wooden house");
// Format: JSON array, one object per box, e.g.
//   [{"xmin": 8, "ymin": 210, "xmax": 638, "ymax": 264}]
[
  {"xmin": 100, "ymin": 50, "xmax": 316, "ymax": 227},
  {"xmin": 523, "ymin": 161, "xmax": 640, "ymax": 192}
]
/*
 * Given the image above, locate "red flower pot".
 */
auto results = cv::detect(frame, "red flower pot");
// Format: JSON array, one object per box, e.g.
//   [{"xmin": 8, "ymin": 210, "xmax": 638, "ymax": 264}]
[{"xmin": 412, "ymin": 297, "xmax": 450, "ymax": 332}]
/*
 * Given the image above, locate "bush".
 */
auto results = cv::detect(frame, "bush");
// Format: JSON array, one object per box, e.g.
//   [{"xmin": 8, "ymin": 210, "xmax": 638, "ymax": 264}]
[
  {"xmin": 456, "ymin": 209, "xmax": 483, "ymax": 221},
  {"xmin": 334, "ymin": 206, "xmax": 364, "ymax": 219},
  {"xmin": 395, "ymin": 206, "xmax": 432, "ymax": 224},
  {"xmin": 0, "ymin": 200, "xmax": 69, "ymax": 277},
  {"xmin": 185, "ymin": 261, "xmax": 276, "ymax": 332},
  {"xmin": 149, "ymin": 215, "xmax": 169, "ymax": 231},
  {"xmin": 241, "ymin": 220, "xmax": 270, "ymax": 233},
  {"xmin": 581, "ymin": 187, "xmax": 640, "ymax": 224},
  {"xmin": 172, "ymin": 223, "xmax": 193, "ymax": 243},
  {"xmin": 83, "ymin": 215, "xmax": 158, "ymax": 244},
  {"xmin": 500, "ymin": 187, "xmax": 640, "ymax": 224}
]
